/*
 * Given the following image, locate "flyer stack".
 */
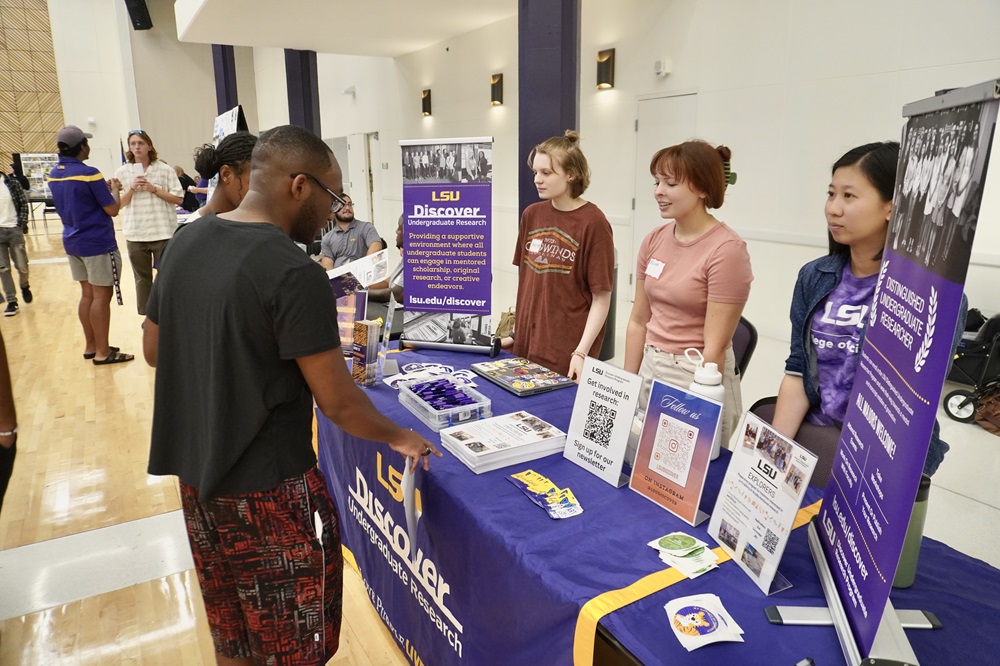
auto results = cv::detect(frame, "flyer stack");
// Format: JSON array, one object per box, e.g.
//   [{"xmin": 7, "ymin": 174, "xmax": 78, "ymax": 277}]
[{"xmin": 439, "ymin": 411, "xmax": 567, "ymax": 473}]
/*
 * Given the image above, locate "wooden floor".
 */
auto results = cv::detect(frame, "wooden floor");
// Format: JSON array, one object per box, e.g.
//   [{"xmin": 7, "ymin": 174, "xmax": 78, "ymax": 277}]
[{"xmin": 0, "ymin": 214, "xmax": 408, "ymax": 666}]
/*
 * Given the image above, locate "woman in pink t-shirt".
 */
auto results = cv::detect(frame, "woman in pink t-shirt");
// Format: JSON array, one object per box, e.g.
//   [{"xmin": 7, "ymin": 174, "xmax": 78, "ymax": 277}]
[{"xmin": 625, "ymin": 141, "xmax": 753, "ymax": 451}]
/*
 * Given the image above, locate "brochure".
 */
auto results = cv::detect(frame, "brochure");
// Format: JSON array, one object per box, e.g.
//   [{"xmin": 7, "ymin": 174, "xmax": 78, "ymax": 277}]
[
  {"xmin": 327, "ymin": 249, "xmax": 390, "ymax": 287},
  {"xmin": 507, "ymin": 470, "xmax": 583, "ymax": 519},
  {"xmin": 707, "ymin": 411, "xmax": 818, "ymax": 595},
  {"xmin": 351, "ymin": 319, "xmax": 381, "ymax": 386},
  {"xmin": 440, "ymin": 411, "xmax": 567, "ymax": 474},
  {"xmin": 470, "ymin": 357, "xmax": 574, "ymax": 397}
]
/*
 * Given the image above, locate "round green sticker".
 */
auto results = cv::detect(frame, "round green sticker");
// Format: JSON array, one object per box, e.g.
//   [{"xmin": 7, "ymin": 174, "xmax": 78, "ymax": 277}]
[{"xmin": 658, "ymin": 534, "xmax": 697, "ymax": 551}]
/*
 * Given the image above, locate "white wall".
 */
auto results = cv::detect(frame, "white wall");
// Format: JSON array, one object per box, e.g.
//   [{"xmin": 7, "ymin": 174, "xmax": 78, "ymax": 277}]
[
  {"xmin": 316, "ymin": 17, "xmax": 520, "ymax": 317},
  {"xmin": 50, "ymin": 0, "xmax": 222, "ymax": 178},
  {"xmin": 288, "ymin": 1, "xmax": 1000, "ymax": 338},
  {"xmin": 252, "ymin": 47, "xmax": 290, "ymax": 130},
  {"xmin": 49, "ymin": 0, "xmax": 137, "ymax": 178},
  {"xmin": 234, "ymin": 46, "xmax": 259, "ymax": 135},
  {"xmin": 127, "ymin": 0, "xmax": 217, "ymax": 175},
  {"xmin": 579, "ymin": 0, "xmax": 1000, "ymax": 339}
]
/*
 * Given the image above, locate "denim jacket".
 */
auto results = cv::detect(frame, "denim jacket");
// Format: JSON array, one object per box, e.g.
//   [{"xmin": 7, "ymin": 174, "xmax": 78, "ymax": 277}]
[{"xmin": 783, "ymin": 252, "xmax": 966, "ymax": 476}]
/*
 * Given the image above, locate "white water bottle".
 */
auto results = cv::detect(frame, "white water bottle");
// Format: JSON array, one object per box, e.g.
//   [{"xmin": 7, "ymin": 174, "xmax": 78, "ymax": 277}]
[{"xmin": 685, "ymin": 348, "xmax": 726, "ymax": 461}]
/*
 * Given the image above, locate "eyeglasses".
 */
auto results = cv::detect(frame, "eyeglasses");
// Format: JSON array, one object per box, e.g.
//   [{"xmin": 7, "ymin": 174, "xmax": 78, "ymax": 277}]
[
  {"xmin": 290, "ymin": 173, "xmax": 348, "ymax": 214},
  {"xmin": 128, "ymin": 130, "xmax": 146, "ymax": 136}
]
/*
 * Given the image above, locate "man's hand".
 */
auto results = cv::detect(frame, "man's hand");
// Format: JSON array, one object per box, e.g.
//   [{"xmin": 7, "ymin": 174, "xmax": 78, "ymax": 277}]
[{"xmin": 388, "ymin": 428, "xmax": 442, "ymax": 472}]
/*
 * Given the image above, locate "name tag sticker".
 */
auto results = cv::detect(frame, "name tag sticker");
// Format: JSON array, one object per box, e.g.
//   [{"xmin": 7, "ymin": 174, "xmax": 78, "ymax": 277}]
[
  {"xmin": 528, "ymin": 238, "xmax": 543, "ymax": 253},
  {"xmin": 646, "ymin": 258, "xmax": 665, "ymax": 279}
]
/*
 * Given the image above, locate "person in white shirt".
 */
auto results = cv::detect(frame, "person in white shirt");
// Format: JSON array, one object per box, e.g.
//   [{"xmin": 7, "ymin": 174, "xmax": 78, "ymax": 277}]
[
  {"xmin": 0, "ymin": 170, "xmax": 31, "ymax": 316},
  {"xmin": 114, "ymin": 130, "xmax": 184, "ymax": 315}
]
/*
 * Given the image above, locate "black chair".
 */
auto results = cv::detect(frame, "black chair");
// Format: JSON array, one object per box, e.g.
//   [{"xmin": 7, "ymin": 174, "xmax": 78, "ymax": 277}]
[
  {"xmin": 749, "ymin": 396, "xmax": 839, "ymax": 487},
  {"xmin": 732, "ymin": 316, "xmax": 758, "ymax": 378}
]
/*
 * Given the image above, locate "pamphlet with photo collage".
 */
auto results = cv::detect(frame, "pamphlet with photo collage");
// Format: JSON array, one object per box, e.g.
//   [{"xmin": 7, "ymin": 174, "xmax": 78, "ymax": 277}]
[
  {"xmin": 440, "ymin": 411, "xmax": 567, "ymax": 473},
  {"xmin": 707, "ymin": 411, "xmax": 818, "ymax": 594}
]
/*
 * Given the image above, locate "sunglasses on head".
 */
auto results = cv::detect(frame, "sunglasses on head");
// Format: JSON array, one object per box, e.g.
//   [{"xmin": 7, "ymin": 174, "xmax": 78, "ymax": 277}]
[{"xmin": 128, "ymin": 130, "xmax": 147, "ymax": 137}]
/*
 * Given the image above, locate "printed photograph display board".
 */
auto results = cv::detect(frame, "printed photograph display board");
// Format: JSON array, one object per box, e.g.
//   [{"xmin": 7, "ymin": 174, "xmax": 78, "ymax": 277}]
[{"xmin": 708, "ymin": 412, "xmax": 817, "ymax": 594}]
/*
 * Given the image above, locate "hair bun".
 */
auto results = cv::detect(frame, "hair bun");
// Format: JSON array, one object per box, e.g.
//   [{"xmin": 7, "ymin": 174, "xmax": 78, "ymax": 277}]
[
  {"xmin": 716, "ymin": 145, "xmax": 732, "ymax": 162},
  {"xmin": 193, "ymin": 143, "xmax": 220, "ymax": 180},
  {"xmin": 564, "ymin": 129, "xmax": 581, "ymax": 143}
]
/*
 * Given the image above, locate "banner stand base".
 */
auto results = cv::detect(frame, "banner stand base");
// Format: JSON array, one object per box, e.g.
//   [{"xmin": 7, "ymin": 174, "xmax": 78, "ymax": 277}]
[
  {"xmin": 765, "ymin": 520, "xmax": 930, "ymax": 666},
  {"xmin": 400, "ymin": 336, "xmax": 502, "ymax": 357}
]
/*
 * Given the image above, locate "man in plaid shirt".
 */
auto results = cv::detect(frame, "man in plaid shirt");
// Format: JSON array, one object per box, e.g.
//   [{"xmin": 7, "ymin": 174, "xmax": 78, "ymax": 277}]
[{"xmin": 0, "ymin": 168, "xmax": 32, "ymax": 316}]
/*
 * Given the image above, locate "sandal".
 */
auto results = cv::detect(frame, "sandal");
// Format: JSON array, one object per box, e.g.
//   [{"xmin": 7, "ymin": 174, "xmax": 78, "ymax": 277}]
[
  {"xmin": 93, "ymin": 351, "xmax": 134, "ymax": 365},
  {"xmin": 84, "ymin": 346, "xmax": 119, "ymax": 360}
]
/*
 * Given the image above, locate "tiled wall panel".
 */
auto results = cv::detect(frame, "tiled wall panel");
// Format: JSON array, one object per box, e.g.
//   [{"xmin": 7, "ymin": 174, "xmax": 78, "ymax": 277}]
[{"xmin": 0, "ymin": 0, "xmax": 62, "ymax": 167}]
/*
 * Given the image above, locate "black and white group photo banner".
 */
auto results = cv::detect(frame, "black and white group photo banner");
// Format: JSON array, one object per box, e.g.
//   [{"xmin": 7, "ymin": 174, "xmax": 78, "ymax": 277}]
[{"xmin": 819, "ymin": 90, "xmax": 998, "ymax": 657}]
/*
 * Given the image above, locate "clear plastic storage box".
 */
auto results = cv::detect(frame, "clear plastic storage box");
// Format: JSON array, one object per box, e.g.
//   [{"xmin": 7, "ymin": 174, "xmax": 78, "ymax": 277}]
[{"xmin": 397, "ymin": 375, "xmax": 492, "ymax": 431}]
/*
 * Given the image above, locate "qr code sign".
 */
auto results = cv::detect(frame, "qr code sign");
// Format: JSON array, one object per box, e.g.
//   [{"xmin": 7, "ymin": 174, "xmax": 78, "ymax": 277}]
[
  {"xmin": 762, "ymin": 528, "xmax": 779, "ymax": 554},
  {"xmin": 650, "ymin": 412, "xmax": 699, "ymax": 487},
  {"xmin": 583, "ymin": 400, "xmax": 616, "ymax": 448}
]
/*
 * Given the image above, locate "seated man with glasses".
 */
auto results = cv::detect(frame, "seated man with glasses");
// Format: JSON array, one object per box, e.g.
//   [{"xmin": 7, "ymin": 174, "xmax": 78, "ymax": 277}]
[{"xmin": 318, "ymin": 193, "xmax": 381, "ymax": 269}]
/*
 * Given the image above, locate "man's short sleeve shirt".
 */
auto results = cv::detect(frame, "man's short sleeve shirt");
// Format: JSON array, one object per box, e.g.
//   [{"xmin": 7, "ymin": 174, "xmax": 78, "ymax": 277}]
[
  {"xmin": 147, "ymin": 215, "xmax": 341, "ymax": 499},
  {"xmin": 320, "ymin": 219, "xmax": 381, "ymax": 267},
  {"xmin": 47, "ymin": 157, "xmax": 118, "ymax": 257}
]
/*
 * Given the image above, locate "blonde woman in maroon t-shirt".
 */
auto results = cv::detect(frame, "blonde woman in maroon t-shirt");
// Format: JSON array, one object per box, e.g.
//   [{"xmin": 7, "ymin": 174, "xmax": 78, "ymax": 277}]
[{"xmin": 503, "ymin": 131, "xmax": 615, "ymax": 380}]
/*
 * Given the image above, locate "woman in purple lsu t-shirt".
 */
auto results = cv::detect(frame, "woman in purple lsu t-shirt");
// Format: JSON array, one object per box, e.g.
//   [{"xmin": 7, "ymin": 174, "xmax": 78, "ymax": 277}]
[
  {"xmin": 773, "ymin": 144, "xmax": 894, "ymax": 431},
  {"xmin": 771, "ymin": 141, "xmax": 958, "ymax": 476}
]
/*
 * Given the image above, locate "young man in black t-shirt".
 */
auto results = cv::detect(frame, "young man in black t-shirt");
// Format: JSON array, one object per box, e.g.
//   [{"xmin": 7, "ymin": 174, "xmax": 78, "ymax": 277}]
[{"xmin": 143, "ymin": 125, "xmax": 439, "ymax": 666}]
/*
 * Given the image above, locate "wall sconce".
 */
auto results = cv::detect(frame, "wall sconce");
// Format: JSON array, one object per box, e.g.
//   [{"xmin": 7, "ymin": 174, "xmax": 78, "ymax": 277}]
[
  {"xmin": 596, "ymin": 48, "xmax": 615, "ymax": 89},
  {"xmin": 490, "ymin": 73, "xmax": 503, "ymax": 106},
  {"xmin": 421, "ymin": 89, "xmax": 432, "ymax": 116}
]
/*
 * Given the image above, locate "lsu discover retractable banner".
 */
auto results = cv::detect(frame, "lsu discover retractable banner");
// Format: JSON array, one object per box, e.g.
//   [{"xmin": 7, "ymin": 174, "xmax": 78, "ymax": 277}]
[
  {"xmin": 819, "ymin": 92, "xmax": 998, "ymax": 655},
  {"xmin": 400, "ymin": 138, "xmax": 492, "ymax": 316}
]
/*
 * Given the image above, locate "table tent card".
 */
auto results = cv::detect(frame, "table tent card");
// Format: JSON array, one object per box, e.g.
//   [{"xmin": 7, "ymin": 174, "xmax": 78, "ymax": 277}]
[
  {"xmin": 564, "ymin": 357, "xmax": 642, "ymax": 487},
  {"xmin": 378, "ymin": 293, "xmax": 399, "ymax": 377},
  {"xmin": 629, "ymin": 379, "xmax": 721, "ymax": 525},
  {"xmin": 708, "ymin": 411, "xmax": 818, "ymax": 595}
]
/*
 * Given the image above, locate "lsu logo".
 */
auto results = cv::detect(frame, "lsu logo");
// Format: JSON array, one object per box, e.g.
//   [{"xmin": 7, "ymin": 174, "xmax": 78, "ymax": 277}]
[
  {"xmin": 432, "ymin": 191, "xmax": 460, "ymax": 201},
  {"xmin": 756, "ymin": 458, "xmax": 778, "ymax": 480},
  {"xmin": 823, "ymin": 511, "xmax": 836, "ymax": 543}
]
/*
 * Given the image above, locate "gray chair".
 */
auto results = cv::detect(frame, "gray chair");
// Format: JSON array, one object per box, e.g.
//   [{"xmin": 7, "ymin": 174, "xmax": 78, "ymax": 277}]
[
  {"xmin": 732, "ymin": 316, "xmax": 758, "ymax": 378},
  {"xmin": 749, "ymin": 396, "xmax": 839, "ymax": 487},
  {"xmin": 598, "ymin": 247, "xmax": 619, "ymax": 361}
]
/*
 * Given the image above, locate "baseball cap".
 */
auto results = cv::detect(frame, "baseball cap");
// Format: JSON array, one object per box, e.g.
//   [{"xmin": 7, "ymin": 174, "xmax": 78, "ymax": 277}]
[{"xmin": 56, "ymin": 125, "xmax": 93, "ymax": 148}]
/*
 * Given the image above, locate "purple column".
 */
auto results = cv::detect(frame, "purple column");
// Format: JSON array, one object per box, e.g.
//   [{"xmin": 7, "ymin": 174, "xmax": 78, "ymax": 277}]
[
  {"xmin": 284, "ymin": 49, "xmax": 321, "ymax": 137},
  {"xmin": 212, "ymin": 44, "xmax": 238, "ymax": 115},
  {"xmin": 517, "ymin": 0, "xmax": 580, "ymax": 216}
]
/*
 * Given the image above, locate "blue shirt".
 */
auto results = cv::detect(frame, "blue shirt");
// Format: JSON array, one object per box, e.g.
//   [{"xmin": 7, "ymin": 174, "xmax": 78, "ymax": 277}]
[{"xmin": 48, "ymin": 156, "xmax": 117, "ymax": 257}]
